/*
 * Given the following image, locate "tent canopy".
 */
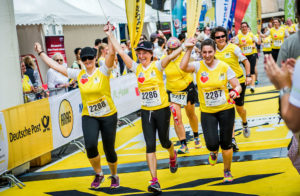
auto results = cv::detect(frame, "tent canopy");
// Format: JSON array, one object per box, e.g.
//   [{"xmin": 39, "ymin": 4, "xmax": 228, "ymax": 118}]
[{"xmin": 13, "ymin": 0, "xmax": 171, "ymax": 25}]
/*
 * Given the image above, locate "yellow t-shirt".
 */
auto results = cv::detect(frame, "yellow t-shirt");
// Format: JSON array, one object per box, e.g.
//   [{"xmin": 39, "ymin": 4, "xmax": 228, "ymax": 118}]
[
  {"xmin": 215, "ymin": 43, "xmax": 245, "ymax": 84},
  {"xmin": 22, "ymin": 75, "xmax": 32, "ymax": 92},
  {"xmin": 195, "ymin": 60, "xmax": 234, "ymax": 113},
  {"xmin": 270, "ymin": 27, "xmax": 285, "ymax": 49},
  {"xmin": 262, "ymin": 36, "xmax": 272, "ymax": 52},
  {"xmin": 286, "ymin": 24, "xmax": 296, "ymax": 34},
  {"xmin": 163, "ymin": 52, "xmax": 193, "ymax": 92},
  {"xmin": 236, "ymin": 32, "xmax": 257, "ymax": 55},
  {"xmin": 135, "ymin": 61, "xmax": 169, "ymax": 110},
  {"xmin": 77, "ymin": 69, "xmax": 117, "ymax": 117}
]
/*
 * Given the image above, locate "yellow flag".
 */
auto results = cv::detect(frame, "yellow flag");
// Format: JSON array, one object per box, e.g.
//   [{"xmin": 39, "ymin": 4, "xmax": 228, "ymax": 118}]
[
  {"xmin": 125, "ymin": 0, "xmax": 145, "ymax": 61},
  {"xmin": 257, "ymin": 0, "xmax": 262, "ymax": 33},
  {"xmin": 186, "ymin": 0, "xmax": 203, "ymax": 38}
]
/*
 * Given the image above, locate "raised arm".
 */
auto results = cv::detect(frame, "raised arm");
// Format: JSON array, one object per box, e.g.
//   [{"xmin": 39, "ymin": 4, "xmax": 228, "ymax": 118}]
[
  {"xmin": 34, "ymin": 43, "xmax": 68, "ymax": 77},
  {"xmin": 105, "ymin": 24, "xmax": 116, "ymax": 68},
  {"xmin": 105, "ymin": 23, "xmax": 134, "ymax": 69},
  {"xmin": 161, "ymin": 45, "xmax": 183, "ymax": 68},
  {"xmin": 179, "ymin": 38, "xmax": 196, "ymax": 73}
]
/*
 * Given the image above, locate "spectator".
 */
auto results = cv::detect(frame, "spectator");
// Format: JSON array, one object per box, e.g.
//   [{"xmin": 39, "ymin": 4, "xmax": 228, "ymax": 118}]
[
  {"xmin": 102, "ymin": 37, "xmax": 108, "ymax": 44},
  {"xmin": 72, "ymin": 47, "xmax": 82, "ymax": 69},
  {"xmin": 203, "ymin": 26, "xmax": 211, "ymax": 40},
  {"xmin": 178, "ymin": 32, "xmax": 186, "ymax": 43},
  {"xmin": 23, "ymin": 56, "xmax": 41, "ymax": 86},
  {"xmin": 47, "ymin": 53, "xmax": 69, "ymax": 96},
  {"xmin": 150, "ymin": 32, "xmax": 158, "ymax": 49},
  {"xmin": 21, "ymin": 61, "xmax": 36, "ymax": 102},
  {"xmin": 93, "ymin": 38, "xmax": 102, "ymax": 56},
  {"xmin": 153, "ymin": 37, "xmax": 165, "ymax": 60},
  {"xmin": 97, "ymin": 43, "xmax": 108, "ymax": 67}
]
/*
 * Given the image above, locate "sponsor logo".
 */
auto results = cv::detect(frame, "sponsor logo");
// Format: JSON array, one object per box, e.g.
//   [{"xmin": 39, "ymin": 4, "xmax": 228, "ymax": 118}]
[
  {"xmin": 59, "ymin": 99, "xmax": 73, "ymax": 138},
  {"xmin": 200, "ymin": 72, "xmax": 209, "ymax": 83},
  {"xmin": 137, "ymin": 72, "xmax": 145, "ymax": 83},
  {"xmin": 219, "ymin": 73, "xmax": 225, "ymax": 81},
  {"xmin": 9, "ymin": 116, "xmax": 51, "ymax": 143}
]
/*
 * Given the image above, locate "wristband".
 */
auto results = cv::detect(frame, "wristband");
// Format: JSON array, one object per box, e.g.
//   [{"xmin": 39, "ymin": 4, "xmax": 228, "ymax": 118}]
[
  {"xmin": 246, "ymin": 74, "xmax": 251, "ymax": 77},
  {"xmin": 279, "ymin": 87, "xmax": 291, "ymax": 98},
  {"xmin": 231, "ymin": 89, "xmax": 239, "ymax": 97},
  {"xmin": 181, "ymin": 43, "xmax": 186, "ymax": 51},
  {"xmin": 38, "ymin": 51, "xmax": 44, "ymax": 56}
]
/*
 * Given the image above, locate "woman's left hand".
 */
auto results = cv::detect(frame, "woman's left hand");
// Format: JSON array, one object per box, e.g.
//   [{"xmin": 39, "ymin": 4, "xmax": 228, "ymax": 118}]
[{"xmin": 264, "ymin": 54, "xmax": 292, "ymax": 89}]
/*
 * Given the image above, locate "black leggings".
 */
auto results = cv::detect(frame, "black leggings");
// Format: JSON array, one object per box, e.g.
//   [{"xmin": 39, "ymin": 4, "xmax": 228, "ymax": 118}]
[
  {"xmin": 141, "ymin": 106, "xmax": 172, "ymax": 153},
  {"xmin": 201, "ymin": 108, "xmax": 235, "ymax": 151},
  {"xmin": 272, "ymin": 49, "xmax": 280, "ymax": 62},
  {"xmin": 82, "ymin": 113, "xmax": 118, "ymax": 163},
  {"xmin": 246, "ymin": 54, "xmax": 256, "ymax": 75}
]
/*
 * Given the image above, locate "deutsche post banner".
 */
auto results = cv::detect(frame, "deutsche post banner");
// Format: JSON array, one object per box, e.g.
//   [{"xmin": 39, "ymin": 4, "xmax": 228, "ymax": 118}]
[{"xmin": 3, "ymin": 98, "xmax": 53, "ymax": 170}]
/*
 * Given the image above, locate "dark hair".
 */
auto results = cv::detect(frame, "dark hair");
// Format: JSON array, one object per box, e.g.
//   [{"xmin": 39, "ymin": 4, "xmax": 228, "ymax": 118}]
[
  {"xmin": 273, "ymin": 18, "xmax": 281, "ymax": 23},
  {"xmin": 204, "ymin": 26, "xmax": 210, "ymax": 31},
  {"xmin": 74, "ymin": 47, "xmax": 81, "ymax": 55},
  {"xmin": 94, "ymin": 39, "xmax": 102, "ymax": 46},
  {"xmin": 200, "ymin": 39, "xmax": 216, "ymax": 51},
  {"xmin": 157, "ymin": 37, "xmax": 165, "ymax": 47},
  {"xmin": 102, "ymin": 37, "xmax": 108, "ymax": 44},
  {"xmin": 211, "ymin": 26, "xmax": 228, "ymax": 42},
  {"xmin": 178, "ymin": 32, "xmax": 186, "ymax": 41},
  {"xmin": 241, "ymin": 22, "xmax": 249, "ymax": 28},
  {"xmin": 141, "ymin": 34, "xmax": 148, "ymax": 41},
  {"xmin": 261, "ymin": 27, "xmax": 267, "ymax": 34}
]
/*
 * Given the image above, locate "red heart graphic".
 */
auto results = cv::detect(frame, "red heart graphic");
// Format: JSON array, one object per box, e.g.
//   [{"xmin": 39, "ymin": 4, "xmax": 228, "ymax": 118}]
[
  {"xmin": 138, "ymin": 77, "xmax": 145, "ymax": 83},
  {"xmin": 80, "ymin": 78, "xmax": 88, "ymax": 84},
  {"xmin": 274, "ymin": 34, "xmax": 277, "ymax": 38},
  {"xmin": 200, "ymin": 76, "xmax": 209, "ymax": 83}
]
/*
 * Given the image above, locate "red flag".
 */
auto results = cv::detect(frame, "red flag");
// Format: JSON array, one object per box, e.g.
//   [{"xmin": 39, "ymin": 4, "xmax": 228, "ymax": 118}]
[{"xmin": 234, "ymin": 0, "xmax": 251, "ymax": 33}]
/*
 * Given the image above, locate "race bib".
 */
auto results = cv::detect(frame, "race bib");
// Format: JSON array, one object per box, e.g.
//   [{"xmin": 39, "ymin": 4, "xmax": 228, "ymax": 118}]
[
  {"xmin": 263, "ymin": 43, "xmax": 271, "ymax": 49},
  {"xmin": 140, "ymin": 87, "xmax": 161, "ymax": 107},
  {"xmin": 274, "ymin": 40, "xmax": 282, "ymax": 47},
  {"xmin": 243, "ymin": 46, "xmax": 253, "ymax": 54},
  {"xmin": 87, "ymin": 97, "xmax": 111, "ymax": 117},
  {"xmin": 170, "ymin": 92, "xmax": 187, "ymax": 105},
  {"xmin": 204, "ymin": 89, "xmax": 226, "ymax": 107}
]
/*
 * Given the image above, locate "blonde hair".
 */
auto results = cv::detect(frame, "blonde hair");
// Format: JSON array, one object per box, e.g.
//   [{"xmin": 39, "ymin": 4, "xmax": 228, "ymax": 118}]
[
  {"xmin": 51, "ymin": 53, "xmax": 64, "ymax": 62},
  {"xmin": 23, "ymin": 56, "xmax": 36, "ymax": 69},
  {"xmin": 97, "ymin": 43, "xmax": 108, "ymax": 60}
]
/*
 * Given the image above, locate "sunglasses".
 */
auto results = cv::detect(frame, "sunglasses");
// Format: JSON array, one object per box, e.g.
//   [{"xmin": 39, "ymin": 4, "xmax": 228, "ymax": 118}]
[
  {"xmin": 81, "ymin": 56, "xmax": 94, "ymax": 61},
  {"xmin": 215, "ymin": 35, "xmax": 226, "ymax": 39},
  {"xmin": 55, "ymin": 59, "xmax": 63, "ymax": 62}
]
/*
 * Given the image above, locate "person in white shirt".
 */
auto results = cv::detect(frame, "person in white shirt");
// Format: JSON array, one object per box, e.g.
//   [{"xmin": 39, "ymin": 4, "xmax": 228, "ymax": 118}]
[{"xmin": 47, "ymin": 53, "xmax": 69, "ymax": 96}]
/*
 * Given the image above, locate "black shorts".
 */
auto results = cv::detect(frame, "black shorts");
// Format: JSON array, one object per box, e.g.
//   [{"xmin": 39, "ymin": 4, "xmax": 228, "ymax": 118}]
[
  {"xmin": 230, "ymin": 82, "xmax": 246, "ymax": 106},
  {"xmin": 263, "ymin": 51, "xmax": 272, "ymax": 55},
  {"xmin": 246, "ymin": 54, "xmax": 256, "ymax": 75},
  {"xmin": 167, "ymin": 82, "xmax": 198, "ymax": 105}
]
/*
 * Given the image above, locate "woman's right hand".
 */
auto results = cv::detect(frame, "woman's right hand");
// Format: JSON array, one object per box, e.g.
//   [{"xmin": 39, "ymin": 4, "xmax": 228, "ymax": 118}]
[{"xmin": 185, "ymin": 38, "xmax": 197, "ymax": 48}]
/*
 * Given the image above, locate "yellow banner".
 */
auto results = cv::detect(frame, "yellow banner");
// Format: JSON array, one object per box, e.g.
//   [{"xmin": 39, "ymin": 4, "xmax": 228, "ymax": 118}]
[
  {"xmin": 125, "ymin": 0, "xmax": 145, "ymax": 61},
  {"xmin": 187, "ymin": 0, "xmax": 203, "ymax": 38},
  {"xmin": 3, "ymin": 98, "xmax": 53, "ymax": 170},
  {"xmin": 257, "ymin": 0, "xmax": 262, "ymax": 33}
]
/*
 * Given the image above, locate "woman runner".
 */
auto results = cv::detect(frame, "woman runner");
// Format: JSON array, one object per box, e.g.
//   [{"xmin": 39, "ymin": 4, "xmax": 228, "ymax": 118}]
[
  {"xmin": 163, "ymin": 37, "xmax": 201, "ymax": 154},
  {"xmin": 34, "ymin": 35, "xmax": 120, "ymax": 189},
  {"xmin": 180, "ymin": 38, "xmax": 241, "ymax": 182},
  {"xmin": 105, "ymin": 24, "xmax": 194, "ymax": 193}
]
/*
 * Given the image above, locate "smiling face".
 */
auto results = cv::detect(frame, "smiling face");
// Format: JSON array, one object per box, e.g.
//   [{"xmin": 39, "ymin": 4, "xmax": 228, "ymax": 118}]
[
  {"xmin": 215, "ymin": 31, "xmax": 227, "ymax": 48},
  {"xmin": 241, "ymin": 23, "xmax": 248, "ymax": 34},
  {"xmin": 201, "ymin": 45, "xmax": 215, "ymax": 65},
  {"xmin": 273, "ymin": 19, "xmax": 280, "ymax": 28},
  {"xmin": 82, "ymin": 57, "xmax": 96, "ymax": 70},
  {"xmin": 136, "ymin": 49, "xmax": 152, "ymax": 67}
]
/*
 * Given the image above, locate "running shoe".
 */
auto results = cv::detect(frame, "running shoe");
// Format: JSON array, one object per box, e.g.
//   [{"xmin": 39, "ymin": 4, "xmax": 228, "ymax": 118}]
[
  {"xmin": 194, "ymin": 137, "xmax": 202, "ymax": 149},
  {"xmin": 232, "ymin": 138, "xmax": 239, "ymax": 152},
  {"xmin": 148, "ymin": 180, "xmax": 161, "ymax": 193},
  {"xmin": 223, "ymin": 171, "xmax": 233, "ymax": 182},
  {"xmin": 108, "ymin": 175, "xmax": 120, "ymax": 189},
  {"xmin": 169, "ymin": 150, "xmax": 178, "ymax": 173},
  {"xmin": 255, "ymin": 80, "xmax": 259, "ymax": 85},
  {"xmin": 243, "ymin": 126, "xmax": 250, "ymax": 138},
  {"xmin": 208, "ymin": 152, "xmax": 218, "ymax": 166},
  {"xmin": 91, "ymin": 174, "xmax": 105, "ymax": 189},
  {"xmin": 177, "ymin": 144, "xmax": 189, "ymax": 154},
  {"xmin": 250, "ymin": 87, "xmax": 255, "ymax": 94}
]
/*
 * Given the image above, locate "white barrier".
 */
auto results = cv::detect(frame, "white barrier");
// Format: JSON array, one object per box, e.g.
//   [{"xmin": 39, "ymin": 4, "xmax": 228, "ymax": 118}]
[
  {"xmin": 0, "ymin": 112, "xmax": 9, "ymax": 175},
  {"xmin": 110, "ymin": 73, "xmax": 141, "ymax": 118},
  {"xmin": 49, "ymin": 89, "xmax": 83, "ymax": 149}
]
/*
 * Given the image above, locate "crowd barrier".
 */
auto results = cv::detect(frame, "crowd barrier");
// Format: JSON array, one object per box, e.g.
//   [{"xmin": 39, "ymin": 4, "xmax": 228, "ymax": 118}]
[{"xmin": 0, "ymin": 73, "xmax": 141, "ymax": 176}]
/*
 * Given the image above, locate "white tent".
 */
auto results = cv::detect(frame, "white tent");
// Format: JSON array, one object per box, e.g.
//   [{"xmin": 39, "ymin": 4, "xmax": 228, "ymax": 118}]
[{"xmin": 13, "ymin": 0, "xmax": 170, "ymax": 25}]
